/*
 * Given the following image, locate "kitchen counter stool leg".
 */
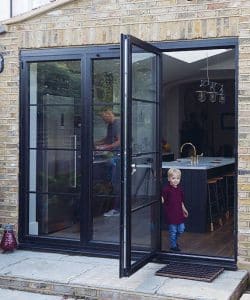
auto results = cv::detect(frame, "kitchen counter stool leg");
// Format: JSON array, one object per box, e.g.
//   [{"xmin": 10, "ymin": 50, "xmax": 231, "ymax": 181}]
[{"xmin": 207, "ymin": 178, "xmax": 223, "ymax": 231}]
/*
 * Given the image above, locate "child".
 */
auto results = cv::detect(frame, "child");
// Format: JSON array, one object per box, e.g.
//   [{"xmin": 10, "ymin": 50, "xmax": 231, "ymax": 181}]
[{"xmin": 162, "ymin": 168, "xmax": 188, "ymax": 252}]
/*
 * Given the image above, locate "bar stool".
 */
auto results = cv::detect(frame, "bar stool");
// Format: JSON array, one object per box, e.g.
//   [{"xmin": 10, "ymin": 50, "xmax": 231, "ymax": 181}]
[
  {"xmin": 207, "ymin": 178, "xmax": 223, "ymax": 232},
  {"xmin": 224, "ymin": 172, "xmax": 235, "ymax": 219},
  {"xmin": 213, "ymin": 176, "xmax": 226, "ymax": 220}
]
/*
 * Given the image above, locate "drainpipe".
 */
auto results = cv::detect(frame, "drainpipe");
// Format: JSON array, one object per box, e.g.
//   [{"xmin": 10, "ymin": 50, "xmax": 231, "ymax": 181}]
[{"xmin": 10, "ymin": 0, "xmax": 13, "ymax": 18}]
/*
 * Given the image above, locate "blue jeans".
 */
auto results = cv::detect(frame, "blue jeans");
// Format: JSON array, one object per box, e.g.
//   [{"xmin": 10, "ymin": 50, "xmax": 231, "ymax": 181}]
[{"xmin": 168, "ymin": 223, "xmax": 185, "ymax": 248}]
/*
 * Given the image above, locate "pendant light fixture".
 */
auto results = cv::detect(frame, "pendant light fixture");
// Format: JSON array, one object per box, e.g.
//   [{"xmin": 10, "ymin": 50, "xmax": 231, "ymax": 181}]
[{"xmin": 196, "ymin": 51, "xmax": 225, "ymax": 104}]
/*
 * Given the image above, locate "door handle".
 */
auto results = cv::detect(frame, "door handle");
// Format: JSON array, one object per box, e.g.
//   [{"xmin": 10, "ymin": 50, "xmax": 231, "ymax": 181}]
[
  {"xmin": 131, "ymin": 163, "xmax": 137, "ymax": 175},
  {"xmin": 74, "ymin": 135, "xmax": 77, "ymax": 188},
  {"xmin": 71, "ymin": 135, "xmax": 77, "ymax": 188}
]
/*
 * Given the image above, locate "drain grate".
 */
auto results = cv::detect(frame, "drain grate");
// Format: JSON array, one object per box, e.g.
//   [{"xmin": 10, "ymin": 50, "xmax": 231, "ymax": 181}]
[{"xmin": 155, "ymin": 262, "xmax": 224, "ymax": 282}]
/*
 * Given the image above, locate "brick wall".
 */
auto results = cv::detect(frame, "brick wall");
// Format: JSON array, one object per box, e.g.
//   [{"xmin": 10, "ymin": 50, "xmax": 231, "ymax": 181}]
[
  {"xmin": 0, "ymin": 30, "xmax": 19, "ymax": 236},
  {"xmin": 238, "ymin": 0, "xmax": 250, "ymax": 268},
  {"xmin": 0, "ymin": 0, "xmax": 250, "ymax": 269},
  {"xmin": 7, "ymin": 0, "xmax": 241, "ymax": 48}
]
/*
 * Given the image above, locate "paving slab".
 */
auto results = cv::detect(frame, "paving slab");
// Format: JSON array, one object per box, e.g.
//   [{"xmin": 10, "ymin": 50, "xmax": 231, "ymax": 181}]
[{"xmin": 0, "ymin": 250, "xmax": 248, "ymax": 300}]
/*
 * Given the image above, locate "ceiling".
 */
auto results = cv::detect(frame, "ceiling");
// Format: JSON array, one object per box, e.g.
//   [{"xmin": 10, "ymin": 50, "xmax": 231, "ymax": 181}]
[{"xmin": 162, "ymin": 49, "xmax": 235, "ymax": 86}]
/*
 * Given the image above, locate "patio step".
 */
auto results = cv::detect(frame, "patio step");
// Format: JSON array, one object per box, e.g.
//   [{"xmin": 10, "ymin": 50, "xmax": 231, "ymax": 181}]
[
  {"xmin": 0, "ymin": 273, "xmax": 248, "ymax": 300},
  {"xmin": 0, "ymin": 250, "xmax": 248, "ymax": 300}
]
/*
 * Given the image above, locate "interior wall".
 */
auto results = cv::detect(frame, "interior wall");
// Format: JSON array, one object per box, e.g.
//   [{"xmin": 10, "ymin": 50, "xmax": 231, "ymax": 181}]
[
  {"xmin": 162, "ymin": 86, "xmax": 180, "ymax": 159},
  {"xmin": 161, "ymin": 49, "xmax": 235, "ymax": 160},
  {"xmin": 178, "ymin": 80, "xmax": 235, "ymax": 157}
]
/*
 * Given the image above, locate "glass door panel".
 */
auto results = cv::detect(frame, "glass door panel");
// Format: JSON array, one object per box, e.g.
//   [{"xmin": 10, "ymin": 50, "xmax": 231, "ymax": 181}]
[
  {"xmin": 120, "ymin": 35, "xmax": 161, "ymax": 277},
  {"xmin": 131, "ymin": 203, "xmax": 158, "ymax": 248},
  {"xmin": 132, "ymin": 101, "xmax": 157, "ymax": 153},
  {"xmin": 28, "ymin": 61, "xmax": 81, "ymax": 240},
  {"xmin": 131, "ymin": 154, "xmax": 157, "ymax": 210},
  {"xmin": 29, "ymin": 149, "xmax": 81, "ymax": 193},
  {"xmin": 91, "ymin": 58, "xmax": 121, "ymax": 243}
]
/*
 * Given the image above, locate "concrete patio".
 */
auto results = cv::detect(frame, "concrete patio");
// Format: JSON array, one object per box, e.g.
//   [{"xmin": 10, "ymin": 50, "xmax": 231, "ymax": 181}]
[{"xmin": 0, "ymin": 250, "xmax": 248, "ymax": 300}]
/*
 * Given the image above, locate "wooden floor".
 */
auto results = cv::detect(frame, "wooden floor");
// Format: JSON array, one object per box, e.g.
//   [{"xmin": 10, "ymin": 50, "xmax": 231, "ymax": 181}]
[
  {"xmin": 161, "ymin": 216, "xmax": 234, "ymax": 257},
  {"xmin": 49, "ymin": 214, "xmax": 234, "ymax": 258}
]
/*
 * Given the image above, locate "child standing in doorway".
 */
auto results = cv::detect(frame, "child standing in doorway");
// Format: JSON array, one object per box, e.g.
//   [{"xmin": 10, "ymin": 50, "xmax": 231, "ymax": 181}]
[{"xmin": 162, "ymin": 168, "xmax": 188, "ymax": 252}]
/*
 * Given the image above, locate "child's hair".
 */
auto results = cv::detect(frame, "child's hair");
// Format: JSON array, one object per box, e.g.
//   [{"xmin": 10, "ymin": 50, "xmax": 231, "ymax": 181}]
[{"xmin": 167, "ymin": 168, "xmax": 181, "ymax": 180}]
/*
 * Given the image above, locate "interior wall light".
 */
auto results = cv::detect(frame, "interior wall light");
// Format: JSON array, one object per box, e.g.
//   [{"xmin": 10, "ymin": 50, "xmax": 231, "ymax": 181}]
[{"xmin": 196, "ymin": 52, "xmax": 225, "ymax": 104}]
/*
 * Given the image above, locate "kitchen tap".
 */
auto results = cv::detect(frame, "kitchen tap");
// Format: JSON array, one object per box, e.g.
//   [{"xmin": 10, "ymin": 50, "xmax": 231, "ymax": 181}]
[{"xmin": 180, "ymin": 142, "xmax": 197, "ymax": 165}]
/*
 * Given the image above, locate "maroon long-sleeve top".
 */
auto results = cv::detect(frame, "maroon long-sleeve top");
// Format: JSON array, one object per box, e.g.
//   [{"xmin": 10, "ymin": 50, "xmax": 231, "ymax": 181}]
[{"xmin": 162, "ymin": 184, "xmax": 186, "ymax": 225}]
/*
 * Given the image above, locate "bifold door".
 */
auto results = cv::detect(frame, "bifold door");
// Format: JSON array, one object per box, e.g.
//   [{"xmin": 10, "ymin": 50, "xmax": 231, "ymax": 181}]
[{"xmin": 120, "ymin": 34, "xmax": 162, "ymax": 277}]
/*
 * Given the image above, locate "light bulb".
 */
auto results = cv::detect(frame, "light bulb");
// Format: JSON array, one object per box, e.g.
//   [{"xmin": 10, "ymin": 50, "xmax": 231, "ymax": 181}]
[
  {"xmin": 207, "ymin": 92, "xmax": 217, "ymax": 103},
  {"xmin": 196, "ymin": 90, "xmax": 206, "ymax": 103}
]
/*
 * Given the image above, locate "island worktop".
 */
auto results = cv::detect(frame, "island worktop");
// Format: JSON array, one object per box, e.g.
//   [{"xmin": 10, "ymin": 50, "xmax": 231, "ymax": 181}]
[
  {"xmin": 161, "ymin": 156, "xmax": 235, "ymax": 233},
  {"xmin": 162, "ymin": 156, "xmax": 235, "ymax": 170}
]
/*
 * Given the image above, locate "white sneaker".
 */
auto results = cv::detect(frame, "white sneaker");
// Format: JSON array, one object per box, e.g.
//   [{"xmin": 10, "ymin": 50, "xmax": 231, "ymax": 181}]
[
  {"xmin": 104, "ymin": 209, "xmax": 120, "ymax": 217},
  {"xmin": 112, "ymin": 210, "xmax": 120, "ymax": 216}
]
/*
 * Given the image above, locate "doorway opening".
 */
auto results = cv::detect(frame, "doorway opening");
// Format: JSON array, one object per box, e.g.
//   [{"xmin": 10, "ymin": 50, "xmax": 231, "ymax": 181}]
[{"xmin": 160, "ymin": 48, "xmax": 236, "ymax": 258}]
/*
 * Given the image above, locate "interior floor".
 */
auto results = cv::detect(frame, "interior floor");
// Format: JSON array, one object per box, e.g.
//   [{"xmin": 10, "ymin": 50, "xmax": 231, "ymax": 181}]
[
  {"xmin": 162, "ymin": 216, "xmax": 234, "ymax": 257},
  {"xmin": 49, "ymin": 214, "xmax": 234, "ymax": 258}
]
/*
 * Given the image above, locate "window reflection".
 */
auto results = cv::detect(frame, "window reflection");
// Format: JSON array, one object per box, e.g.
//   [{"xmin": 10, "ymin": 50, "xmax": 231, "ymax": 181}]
[
  {"xmin": 93, "ymin": 58, "xmax": 120, "ymax": 106},
  {"xmin": 28, "ymin": 60, "xmax": 81, "ymax": 240},
  {"xmin": 132, "ymin": 101, "xmax": 157, "ymax": 155},
  {"xmin": 92, "ymin": 59, "xmax": 121, "ymax": 244},
  {"xmin": 132, "ymin": 51, "xmax": 157, "ymax": 101}
]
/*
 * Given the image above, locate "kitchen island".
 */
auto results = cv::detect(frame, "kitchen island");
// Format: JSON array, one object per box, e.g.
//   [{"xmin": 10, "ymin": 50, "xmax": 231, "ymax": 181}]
[{"xmin": 162, "ymin": 157, "xmax": 235, "ymax": 233}]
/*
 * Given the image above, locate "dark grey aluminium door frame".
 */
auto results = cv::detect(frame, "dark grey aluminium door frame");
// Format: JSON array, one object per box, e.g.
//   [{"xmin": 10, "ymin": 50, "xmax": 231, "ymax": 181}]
[
  {"xmin": 120, "ymin": 34, "xmax": 162, "ymax": 277},
  {"xmin": 19, "ymin": 47, "xmax": 123, "ymax": 255},
  {"xmin": 19, "ymin": 52, "xmax": 85, "ymax": 248},
  {"xmin": 153, "ymin": 37, "xmax": 239, "ymax": 269}
]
